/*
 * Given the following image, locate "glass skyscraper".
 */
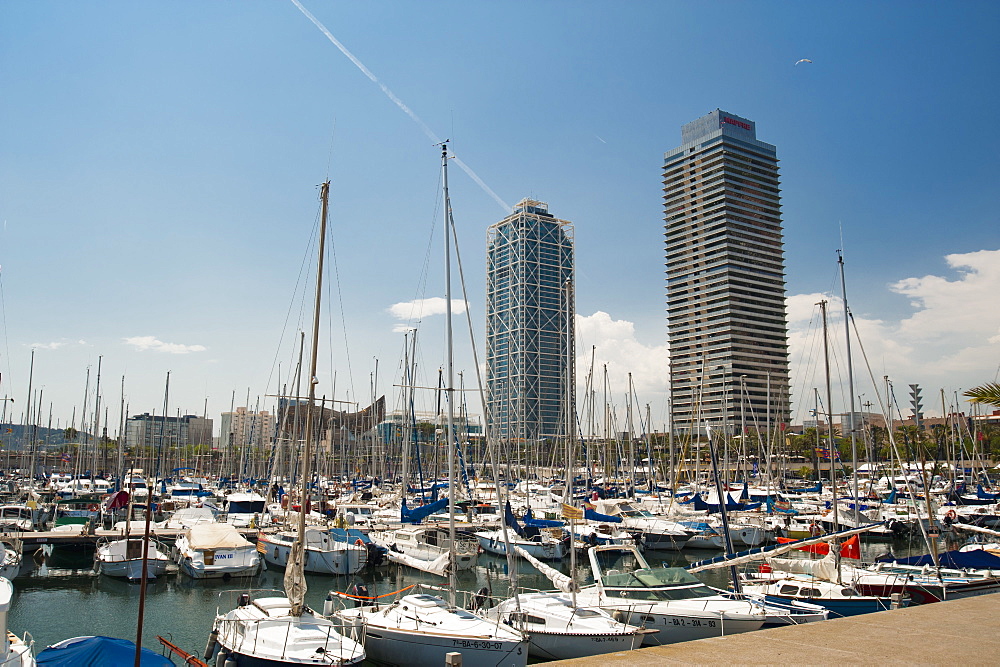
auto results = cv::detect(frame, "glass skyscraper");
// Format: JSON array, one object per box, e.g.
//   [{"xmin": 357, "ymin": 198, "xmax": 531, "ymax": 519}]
[
  {"xmin": 663, "ymin": 110, "xmax": 791, "ymax": 435},
  {"xmin": 486, "ymin": 199, "xmax": 575, "ymax": 445}
]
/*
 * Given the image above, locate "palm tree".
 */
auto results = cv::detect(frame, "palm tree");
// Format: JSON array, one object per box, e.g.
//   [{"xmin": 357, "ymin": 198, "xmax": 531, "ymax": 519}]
[{"xmin": 964, "ymin": 383, "xmax": 1000, "ymax": 408}]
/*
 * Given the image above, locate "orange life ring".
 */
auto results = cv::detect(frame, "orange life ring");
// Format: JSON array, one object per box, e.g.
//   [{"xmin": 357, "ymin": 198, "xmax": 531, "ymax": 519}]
[
  {"xmin": 355, "ymin": 538, "xmax": 365, "ymax": 547},
  {"xmin": 945, "ymin": 509, "xmax": 957, "ymax": 521},
  {"xmin": 87, "ymin": 504, "xmax": 99, "ymax": 512}
]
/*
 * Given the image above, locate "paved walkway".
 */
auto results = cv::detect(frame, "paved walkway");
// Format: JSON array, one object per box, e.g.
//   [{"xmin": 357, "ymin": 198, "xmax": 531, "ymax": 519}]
[{"xmin": 550, "ymin": 593, "xmax": 1000, "ymax": 665}]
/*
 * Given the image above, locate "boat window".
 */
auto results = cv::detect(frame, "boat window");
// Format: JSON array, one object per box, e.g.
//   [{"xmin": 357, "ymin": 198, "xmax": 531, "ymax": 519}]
[
  {"xmin": 779, "ymin": 585, "xmax": 799, "ymax": 595},
  {"xmin": 841, "ymin": 588, "xmax": 856, "ymax": 597},
  {"xmin": 450, "ymin": 610, "xmax": 477, "ymax": 620},
  {"xmin": 526, "ymin": 615, "xmax": 546, "ymax": 625},
  {"xmin": 572, "ymin": 608, "xmax": 600, "ymax": 618}
]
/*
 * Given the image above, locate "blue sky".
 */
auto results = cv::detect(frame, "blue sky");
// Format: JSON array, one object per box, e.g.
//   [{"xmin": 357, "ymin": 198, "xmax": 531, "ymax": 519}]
[{"xmin": 1, "ymin": 1, "xmax": 998, "ymax": 434}]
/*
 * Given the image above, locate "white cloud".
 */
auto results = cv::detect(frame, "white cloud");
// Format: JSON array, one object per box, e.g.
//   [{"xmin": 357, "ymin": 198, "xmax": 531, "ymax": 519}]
[
  {"xmin": 30, "ymin": 341, "xmax": 65, "ymax": 350},
  {"xmin": 123, "ymin": 336, "xmax": 207, "ymax": 354},
  {"xmin": 388, "ymin": 297, "xmax": 468, "ymax": 321},
  {"xmin": 572, "ymin": 249, "xmax": 1000, "ymax": 426},
  {"xmin": 787, "ymin": 248, "xmax": 1000, "ymax": 419},
  {"xmin": 575, "ymin": 311, "xmax": 670, "ymax": 399},
  {"xmin": 28, "ymin": 339, "xmax": 88, "ymax": 350}
]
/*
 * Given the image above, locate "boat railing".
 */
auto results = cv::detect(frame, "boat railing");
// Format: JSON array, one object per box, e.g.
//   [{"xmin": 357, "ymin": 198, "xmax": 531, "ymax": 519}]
[{"xmin": 214, "ymin": 592, "xmax": 363, "ymax": 661}]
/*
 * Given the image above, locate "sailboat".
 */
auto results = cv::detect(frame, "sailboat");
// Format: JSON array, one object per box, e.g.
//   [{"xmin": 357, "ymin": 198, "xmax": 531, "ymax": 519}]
[
  {"xmin": 209, "ymin": 182, "xmax": 365, "ymax": 666},
  {"xmin": 336, "ymin": 143, "xmax": 528, "ymax": 667}
]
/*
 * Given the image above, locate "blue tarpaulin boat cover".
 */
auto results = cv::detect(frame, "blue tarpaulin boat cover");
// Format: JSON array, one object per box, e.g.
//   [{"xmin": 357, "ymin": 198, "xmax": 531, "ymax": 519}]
[
  {"xmin": 877, "ymin": 549, "xmax": 1000, "ymax": 570},
  {"xmin": 522, "ymin": 508, "xmax": 564, "ymax": 528},
  {"xmin": 583, "ymin": 507, "xmax": 622, "ymax": 523},
  {"xmin": 37, "ymin": 636, "xmax": 173, "ymax": 666},
  {"xmin": 400, "ymin": 497, "xmax": 448, "ymax": 524}
]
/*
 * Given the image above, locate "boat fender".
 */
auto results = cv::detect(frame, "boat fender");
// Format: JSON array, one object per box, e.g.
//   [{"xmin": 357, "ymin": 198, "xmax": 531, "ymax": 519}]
[
  {"xmin": 472, "ymin": 586, "xmax": 492, "ymax": 610},
  {"xmin": 203, "ymin": 629, "xmax": 219, "ymax": 661},
  {"xmin": 323, "ymin": 593, "xmax": 336, "ymax": 616},
  {"xmin": 223, "ymin": 655, "xmax": 237, "ymax": 667}
]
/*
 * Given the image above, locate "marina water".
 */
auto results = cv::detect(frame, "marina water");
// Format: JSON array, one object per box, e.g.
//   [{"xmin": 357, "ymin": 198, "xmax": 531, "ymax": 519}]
[{"xmin": 9, "ymin": 539, "xmax": 925, "ymax": 662}]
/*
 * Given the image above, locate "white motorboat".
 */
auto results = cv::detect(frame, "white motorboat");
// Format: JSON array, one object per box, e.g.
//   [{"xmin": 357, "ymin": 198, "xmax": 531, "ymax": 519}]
[
  {"xmin": 574, "ymin": 545, "xmax": 765, "ymax": 646},
  {"xmin": 259, "ymin": 528, "xmax": 367, "ymax": 575},
  {"xmin": 0, "ymin": 542, "xmax": 22, "ymax": 580},
  {"xmin": 94, "ymin": 536, "xmax": 170, "ymax": 581},
  {"xmin": 486, "ymin": 592, "xmax": 647, "ymax": 660},
  {"xmin": 224, "ymin": 492, "xmax": 267, "ymax": 528},
  {"xmin": 338, "ymin": 593, "xmax": 527, "ymax": 667},
  {"xmin": 476, "ymin": 526, "xmax": 568, "ymax": 561},
  {"xmin": 175, "ymin": 522, "xmax": 262, "ymax": 579},
  {"xmin": 0, "ymin": 577, "xmax": 34, "ymax": 666},
  {"xmin": 212, "ymin": 593, "xmax": 365, "ymax": 666},
  {"xmin": 0, "ymin": 505, "xmax": 37, "ymax": 532}
]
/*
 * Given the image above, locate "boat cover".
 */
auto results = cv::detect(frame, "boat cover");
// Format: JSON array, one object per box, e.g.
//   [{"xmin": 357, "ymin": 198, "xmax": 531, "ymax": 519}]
[
  {"xmin": 400, "ymin": 497, "xmax": 448, "ymax": 524},
  {"xmin": 877, "ymin": 549, "xmax": 1000, "ymax": 570},
  {"xmin": 37, "ymin": 636, "xmax": 173, "ymax": 666},
  {"xmin": 185, "ymin": 522, "xmax": 252, "ymax": 549}
]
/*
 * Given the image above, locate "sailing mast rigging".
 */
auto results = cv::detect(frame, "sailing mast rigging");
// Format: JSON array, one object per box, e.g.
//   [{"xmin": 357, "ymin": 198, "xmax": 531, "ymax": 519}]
[{"xmin": 286, "ymin": 180, "xmax": 330, "ymax": 618}]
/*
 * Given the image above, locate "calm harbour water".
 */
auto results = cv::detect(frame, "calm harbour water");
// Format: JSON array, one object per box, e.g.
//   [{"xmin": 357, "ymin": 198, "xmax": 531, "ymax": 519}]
[{"xmin": 8, "ymin": 537, "xmax": 930, "ymax": 662}]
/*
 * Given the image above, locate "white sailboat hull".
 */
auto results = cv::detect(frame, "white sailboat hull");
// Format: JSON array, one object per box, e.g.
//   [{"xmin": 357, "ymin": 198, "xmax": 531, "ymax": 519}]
[
  {"xmin": 524, "ymin": 629, "xmax": 644, "ymax": 660},
  {"xmin": 476, "ymin": 531, "xmax": 567, "ymax": 561},
  {"xmin": 261, "ymin": 537, "xmax": 366, "ymax": 575},
  {"xmin": 347, "ymin": 619, "xmax": 527, "ymax": 667}
]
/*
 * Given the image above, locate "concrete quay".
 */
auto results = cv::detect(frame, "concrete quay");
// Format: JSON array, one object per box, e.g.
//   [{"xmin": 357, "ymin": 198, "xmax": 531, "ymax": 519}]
[{"xmin": 550, "ymin": 593, "xmax": 1000, "ymax": 665}]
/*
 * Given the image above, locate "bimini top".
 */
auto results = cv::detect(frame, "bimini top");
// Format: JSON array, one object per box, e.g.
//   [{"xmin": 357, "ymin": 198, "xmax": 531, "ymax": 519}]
[{"xmin": 37, "ymin": 636, "xmax": 173, "ymax": 666}]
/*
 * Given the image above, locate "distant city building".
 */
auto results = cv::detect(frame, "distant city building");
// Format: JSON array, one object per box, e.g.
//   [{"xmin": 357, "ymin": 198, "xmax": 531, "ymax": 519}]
[
  {"xmin": 663, "ymin": 110, "xmax": 791, "ymax": 435},
  {"xmin": 125, "ymin": 413, "xmax": 213, "ymax": 451},
  {"xmin": 486, "ymin": 198, "xmax": 575, "ymax": 444},
  {"xmin": 376, "ymin": 410, "xmax": 483, "ymax": 447},
  {"xmin": 219, "ymin": 407, "xmax": 275, "ymax": 450}
]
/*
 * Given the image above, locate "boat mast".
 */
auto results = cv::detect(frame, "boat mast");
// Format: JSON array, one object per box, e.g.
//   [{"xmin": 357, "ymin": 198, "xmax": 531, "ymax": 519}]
[
  {"xmin": 838, "ymin": 251, "xmax": 860, "ymax": 513},
  {"xmin": 819, "ymin": 300, "xmax": 839, "ymax": 534},
  {"xmin": 440, "ymin": 142, "xmax": 458, "ymax": 605},
  {"xmin": 286, "ymin": 180, "xmax": 330, "ymax": 617}
]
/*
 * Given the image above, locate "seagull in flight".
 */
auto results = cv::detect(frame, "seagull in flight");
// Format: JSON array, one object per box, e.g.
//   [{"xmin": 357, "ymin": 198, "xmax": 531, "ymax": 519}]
[{"xmin": 795, "ymin": 58, "xmax": 813, "ymax": 66}]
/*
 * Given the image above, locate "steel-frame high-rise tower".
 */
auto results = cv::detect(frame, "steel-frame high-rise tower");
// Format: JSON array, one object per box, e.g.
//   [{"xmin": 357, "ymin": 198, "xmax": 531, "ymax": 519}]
[
  {"xmin": 486, "ymin": 198, "xmax": 575, "ymax": 447},
  {"xmin": 663, "ymin": 110, "xmax": 791, "ymax": 435}
]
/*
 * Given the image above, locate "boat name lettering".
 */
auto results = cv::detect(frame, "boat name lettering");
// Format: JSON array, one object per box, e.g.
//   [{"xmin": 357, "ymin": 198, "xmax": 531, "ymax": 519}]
[
  {"xmin": 450, "ymin": 639, "xmax": 502, "ymax": 650},
  {"xmin": 670, "ymin": 618, "xmax": 714, "ymax": 628}
]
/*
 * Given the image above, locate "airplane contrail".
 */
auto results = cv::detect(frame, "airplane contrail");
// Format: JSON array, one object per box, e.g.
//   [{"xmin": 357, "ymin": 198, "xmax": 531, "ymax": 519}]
[{"xmin": 290, "ymin": 0, "xmax": 510, "ymax": 212}]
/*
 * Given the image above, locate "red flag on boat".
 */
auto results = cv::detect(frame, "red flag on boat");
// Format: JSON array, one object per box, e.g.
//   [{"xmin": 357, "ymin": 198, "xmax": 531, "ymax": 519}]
[
  {"xmin": 776, "ymin": 534, "xmax": 860, "ymax": 558},
  {"xmin": 840, "ymin": 534, "xmax": 861, "ymax": 559},
  {"xmin": 104, "ymin": 490, "xmax": 130, "ymax": 511},
  {"xmin": 777, "ymin": 537, "xmax": 830, "ymax": 555}
]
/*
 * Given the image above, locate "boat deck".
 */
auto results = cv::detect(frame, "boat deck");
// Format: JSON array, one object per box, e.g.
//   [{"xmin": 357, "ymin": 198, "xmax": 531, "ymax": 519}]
[{"xmin": 549, "ymin": 592, "xmax": 1000, "ymax": 665}]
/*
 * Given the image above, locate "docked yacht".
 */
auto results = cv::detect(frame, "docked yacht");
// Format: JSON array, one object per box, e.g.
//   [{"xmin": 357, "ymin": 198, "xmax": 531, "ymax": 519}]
[
  {"xmin": 224, "ymin": 492, "xmax": 267, "ymax": 528},
  {"xmin": 94, "ymin": 535, "xmax": 171, "ymax": 581},
  {"xmin": 337, "ymin": 592, "xmax": 527, "ymax": 666},
  {"xmin": 212, "ymin": 593, "xmax": 365, "ymax": 666},
  {"xmin": 373, "ymin": 525, "xmax": 479, "ymax": 572},
  {"xmin": 593, "ymin": 500, "xmax": 692, "ymax": 551},
  {"xmin": 259, "ymin": 528, "xmax": 367, "ymax": 575},
  {"xmin": 175, "ymin": 523, "xmax": 261, "ymax": 579},
  {"xmin": 486, "ymin": 592, "xmax": 648, "ymax": 660},
  {"xmin": 574, "ymin": 545, "xmax": 765, "ymax": 645}
]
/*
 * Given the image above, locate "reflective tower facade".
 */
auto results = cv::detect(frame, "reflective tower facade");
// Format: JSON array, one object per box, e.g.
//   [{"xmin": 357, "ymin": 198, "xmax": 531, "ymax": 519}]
[
  {"xmin": 486, "ymin": 199, "xmax": 575, "ymax": 445},
  {"xmin": 663, "ymin": 110, "xmax": 791, "ymax": 434}
]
